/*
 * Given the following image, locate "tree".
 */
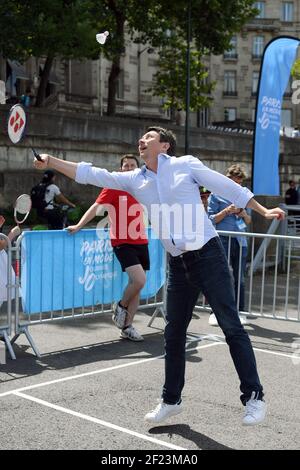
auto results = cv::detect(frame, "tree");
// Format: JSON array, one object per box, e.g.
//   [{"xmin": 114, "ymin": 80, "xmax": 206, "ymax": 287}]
[
  {"xmin": 147, "ymin": 0, "xmax": 257, "ymax": 119},
  {"xmin": 88, "ymin": 0, "xmax": 179, "ymax": 115},
  {"xmin": 0, "ymin": 0, "xmax": 100, "ymax": 106},
  {"xmin": 0, "ymin": 0, "xmax": 258, "ymax": 113},
  {"xmin": 162, "ymin": 0, "xmax": 258, "ymax": 54},
  {"xmin": 0, "ymin": 0, "xmax": 177, "ymax": 112},
  {"xmin": 149, "ymin": 35, "xmax": 215, "ymax": 117}
]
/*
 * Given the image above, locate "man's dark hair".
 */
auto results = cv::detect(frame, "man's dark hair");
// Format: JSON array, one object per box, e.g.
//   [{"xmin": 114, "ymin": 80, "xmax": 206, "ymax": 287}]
[
  {"xmin": 120, "ymin": 154, "xmax": 140, "ymax": 168},
  {"xmin": 146, "ymin": 126, "xmax": 176, "ymax": 156}
]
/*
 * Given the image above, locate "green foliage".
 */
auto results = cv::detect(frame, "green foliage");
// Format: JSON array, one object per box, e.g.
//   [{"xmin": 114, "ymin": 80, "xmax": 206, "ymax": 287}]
[
  {"xmin": 291, "ymin": 59, "xmax": 300, "ymax": 79},
  {"xmin": 158, "ymin": 0, "xmax": 258, "ymax": 54},
  {"xmin": 148, "ymin": 0, "xmax": 257, "ymax": 112},
  {"xmin": 66, "ymin": 206, "xmax": 84, "ymax": 223},
  {"xmin": 149, "ymin": 36, "xmax": 215, "ymax": 112},
  {"xmin": 0, "ymin": 0, "xmax": 258, "ymax": 111},
  {"xmin": 0, "ymin": 0, "xmax": 100, "ymax": 61}
]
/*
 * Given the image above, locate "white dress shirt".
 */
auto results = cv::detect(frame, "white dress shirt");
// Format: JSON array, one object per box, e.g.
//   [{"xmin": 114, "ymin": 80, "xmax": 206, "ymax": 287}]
[{"xmin": 75, "ymin": 154, "xmax": 253, "ymax": 256}]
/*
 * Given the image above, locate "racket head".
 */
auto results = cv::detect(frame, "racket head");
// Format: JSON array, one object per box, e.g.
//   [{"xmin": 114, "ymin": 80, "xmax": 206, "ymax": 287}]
[
  {"xmin": 14, "ymin": 194, "xmax": 32, "ymax": 224},
  {"xmin": 7, "ymin": 104, "xmax": 27, "ymax": 144}
]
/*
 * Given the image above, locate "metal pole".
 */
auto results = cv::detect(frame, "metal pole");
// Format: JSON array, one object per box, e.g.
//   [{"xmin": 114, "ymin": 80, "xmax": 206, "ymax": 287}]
[
  {"xmin": 185, "ymin": 0, "xmax": 191, "ymax": 155},
  {"xmin": 138, "ymin": 47, "xmax": 141, "ymax": 118}
]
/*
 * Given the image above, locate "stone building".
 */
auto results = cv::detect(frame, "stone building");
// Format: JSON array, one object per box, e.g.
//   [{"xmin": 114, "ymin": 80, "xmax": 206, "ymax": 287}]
[
  {"xmin": 1, "ymin": 1, "xmax": 300, "ymax": 128},
  {"xmin": 206, "ymin": 0, "xmax": 300, "ymax": 127}
]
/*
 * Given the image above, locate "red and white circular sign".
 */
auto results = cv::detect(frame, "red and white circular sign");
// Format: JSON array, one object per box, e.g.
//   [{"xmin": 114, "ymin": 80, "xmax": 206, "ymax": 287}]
[{"xmin": 8, "ymin": 104, "xmax": 26, "ymax": 143}]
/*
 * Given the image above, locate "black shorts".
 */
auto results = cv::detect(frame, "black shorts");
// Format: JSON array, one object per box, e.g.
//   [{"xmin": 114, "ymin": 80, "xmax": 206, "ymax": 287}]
[{"xmin": 113, "ymin": 243, "xmax": 150, "ymax": 272}]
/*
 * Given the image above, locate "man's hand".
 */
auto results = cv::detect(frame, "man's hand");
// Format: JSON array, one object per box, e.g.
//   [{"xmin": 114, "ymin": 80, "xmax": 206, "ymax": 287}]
[
  {"xmin": 33, "ymin": 154, "xmax": 50, "ymax": 170},
  {"xmin": 10, "ymin": 226, "xmax": 21, "ymax": 239},
  {"xmin": 264, "ymin": 207, "xmax": 285, "ymax": 220},
  {"xmin": 237, "ymin": 209, "xmax": 247, "ymax": 218},
  {"xmin": 67, "ymin": 224, "xmax": 81, "ymax": 234},
  {"xmin": 0, "ymin": 215, "xmax": 5, "ymax": 228},
  {"xmin": 226, "ymin": 204, "xmax": 241, "ymax": 215}
]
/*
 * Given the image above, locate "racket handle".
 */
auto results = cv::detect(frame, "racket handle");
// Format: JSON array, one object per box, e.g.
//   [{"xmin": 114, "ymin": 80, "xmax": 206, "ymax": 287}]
[{"xmin": 31, "ymin": 147, "xmax": 42, "ymax": 161}]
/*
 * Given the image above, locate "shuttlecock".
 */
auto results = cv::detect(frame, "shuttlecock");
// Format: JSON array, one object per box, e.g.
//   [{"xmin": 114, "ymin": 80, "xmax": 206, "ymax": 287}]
[{"xmin": 96, "ymin": 31, "xmax": 109, "ymax": 45}]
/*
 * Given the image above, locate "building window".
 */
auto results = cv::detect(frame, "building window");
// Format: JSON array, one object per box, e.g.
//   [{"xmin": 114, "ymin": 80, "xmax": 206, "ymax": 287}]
[
  {"xmin": 254, "ymin": 2, "xmax": 265, "ymax": 18},
  {"xmin": 224, "ymin": 36, "xmax": 238, "ymax": 59},
  {"xmin": 282, "ymin": 2, "xmax": 294, "ymax": 21},
  {"xmin": 281, "ymin": 109, "xmax": 292, "ymax": 127},
  {"xmin": 197, "ymin": 107, "xmax": 209, "ymax": 127},
  {"xmin": 252, "ymin": 36, "xmax": 264, "ymax": 58},
  {"xmin": 224, "ymin": 108, "xmax": 236, "ymax": 121},
  {"xmin": 224, "ymin": 71, "xmax": 237, "ymax": 96},
  {"xmin": 252, "ymin": 71, "xmax": 260, "ymax": 95}
]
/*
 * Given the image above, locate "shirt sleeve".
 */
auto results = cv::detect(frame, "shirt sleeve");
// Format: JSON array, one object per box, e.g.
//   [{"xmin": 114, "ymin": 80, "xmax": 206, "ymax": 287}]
[
  {"xmin": 187, "ymin": 156, "xmax": 253, "ymax": 209},
  {"xmin": 52, "ymin": 184, "xmax": 61, "ymax": 196},
  {"xmin": 207, "ymin": 194, "xmax": 220, "ymax": 226},
  {"xmin": 75, "ymin": 162, "xmax": 135, "ymax": 194},
  {"xmin": 96, "ymin": 188, "xmax": 114, "ymax": 205}
]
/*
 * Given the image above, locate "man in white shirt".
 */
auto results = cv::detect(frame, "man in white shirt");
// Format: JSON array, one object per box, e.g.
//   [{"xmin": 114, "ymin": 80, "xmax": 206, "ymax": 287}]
[{"xmin": 33, "ymin": 126, "xmax": 285, "ymax": 426}]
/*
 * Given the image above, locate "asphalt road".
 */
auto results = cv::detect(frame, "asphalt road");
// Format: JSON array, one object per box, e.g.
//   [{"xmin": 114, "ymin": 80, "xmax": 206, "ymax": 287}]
[{"xmin": 0, "ymin": 309, "xmax": 299, "ymax": 450}]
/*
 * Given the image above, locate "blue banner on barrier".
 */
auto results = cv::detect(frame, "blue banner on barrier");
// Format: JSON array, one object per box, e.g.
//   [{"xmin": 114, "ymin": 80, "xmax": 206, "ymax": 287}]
[
  {"xmin": 21, "ymin": 228, "xmax": 166, "ymax": 314},
  {"xmin": 253, "ymin": 36, "xmax": 299, "ymax": 195}
]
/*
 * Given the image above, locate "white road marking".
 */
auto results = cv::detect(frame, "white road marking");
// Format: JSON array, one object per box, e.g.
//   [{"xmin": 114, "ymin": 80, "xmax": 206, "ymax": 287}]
[
  {"xmin": 253, "ymin": 346, "xmax": 298, "ymax": 359},
  {"xmin": 186, "ymin": 333, "xmax": 299, "ymax": 359},
  {"xmin": 13, "ymin": 391, "xmax": 187, "ymax": 451},
  {"xmin": 0, "ymin": 342, "xmax": 222, "ymax": 398}
]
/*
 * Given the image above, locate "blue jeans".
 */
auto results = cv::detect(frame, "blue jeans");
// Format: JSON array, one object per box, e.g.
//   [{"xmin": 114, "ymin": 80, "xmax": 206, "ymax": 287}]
[
  {"xmin": 220, "ymin": 236, "xmax": 247, "ymax": 312},
  {"xmin": 162, "ymin": 237, "xmax": 263, "ymax": 405}
]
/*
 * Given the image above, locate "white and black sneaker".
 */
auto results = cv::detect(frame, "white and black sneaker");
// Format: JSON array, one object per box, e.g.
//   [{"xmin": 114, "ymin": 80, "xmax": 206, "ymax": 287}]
[
  {"xmin": 120, "ymin": 325, "xmax": 144, "ymax": 342},
  {"xmin": 112, "ymin": 302, "xmax": 128, "ymax": 329}
]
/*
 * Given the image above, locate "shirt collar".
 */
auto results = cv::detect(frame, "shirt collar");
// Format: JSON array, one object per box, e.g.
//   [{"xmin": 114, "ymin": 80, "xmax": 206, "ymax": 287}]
[{"xmin": 141, "ymin": 153, "xmax": 170, "ymax": 174}]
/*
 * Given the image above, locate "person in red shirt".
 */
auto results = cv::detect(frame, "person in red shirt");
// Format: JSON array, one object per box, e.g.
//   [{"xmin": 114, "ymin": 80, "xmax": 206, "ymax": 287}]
[{"xmin": 67, "ymin": 155, "xmax": 149, "ymax": 341}]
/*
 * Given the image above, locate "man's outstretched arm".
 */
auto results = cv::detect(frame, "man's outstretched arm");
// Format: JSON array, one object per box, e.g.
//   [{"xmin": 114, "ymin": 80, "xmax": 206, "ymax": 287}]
[
  {"xmin": 33, "ymin": 154, "xmax": 134, "ymax": 193},
  {"xmin": 33, "ymin": 154, "xmax": 78, "ymax": 180},
  {"xmin": 246, "ymin": 198, "xmax": 285, "ymax": 220}
]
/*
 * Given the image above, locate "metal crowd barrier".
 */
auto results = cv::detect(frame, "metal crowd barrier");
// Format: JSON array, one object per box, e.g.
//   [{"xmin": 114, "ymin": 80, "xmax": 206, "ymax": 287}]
[
  {"xmin": 11, "ymin": 231, "xmax": 166, "ymax": 358},
  {"xmin": 3, "ymin": 228, "xmax": 300, "ymax": 361},
  {"xmin": 195, "ymin": 230, "xmax": 300, "ymax": 323},
  {"xmin": 0, "ymin": 234, "xmax": 16, "ymax": 361}
]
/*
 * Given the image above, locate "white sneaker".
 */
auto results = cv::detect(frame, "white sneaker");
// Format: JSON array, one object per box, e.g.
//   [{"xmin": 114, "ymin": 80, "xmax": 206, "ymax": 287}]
[
  {"xmin": 120, "ymin": 325, "xmax": 144, "ymax": 342},
  {"xmin": 144, "ymin": 400, "xmax": 183, "ymax": 424},
  {"xmin": 112, "ymin": 302, "xmax": 127, "ymax": 329},
  {"xmin": 243, "ymin": 393, "xmax": 266, "ymax": 425},
  {"xmin": 208, "ymin": 313, "xmax": 219, "ymax": 326}
]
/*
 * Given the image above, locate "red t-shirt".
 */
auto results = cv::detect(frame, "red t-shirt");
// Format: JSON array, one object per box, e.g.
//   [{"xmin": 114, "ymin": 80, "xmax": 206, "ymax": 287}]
[{"xmin": 96, "ymin": 189, "xmax": 148, "ymax": 247}]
